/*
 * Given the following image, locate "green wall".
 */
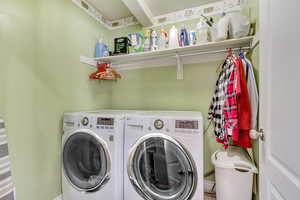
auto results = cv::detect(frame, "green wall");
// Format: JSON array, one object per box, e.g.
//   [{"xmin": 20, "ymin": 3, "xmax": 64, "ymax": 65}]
[
  {"xmin": 0, "ymin": 0, "xmax": 112, "ymax": 199},
  {"xmin": 0, "ymin": 0, "xmax": 259, "ymax": 199}
]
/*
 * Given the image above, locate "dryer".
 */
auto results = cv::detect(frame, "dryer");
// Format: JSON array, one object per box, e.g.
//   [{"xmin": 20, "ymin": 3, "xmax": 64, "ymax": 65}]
[
  {"xmin": 124, "ymin": 111, "xmax": 204, "ymax": 200},
  {"xmin": 62, "ymin": 111, "xmax": 127, "ymax": 200}
]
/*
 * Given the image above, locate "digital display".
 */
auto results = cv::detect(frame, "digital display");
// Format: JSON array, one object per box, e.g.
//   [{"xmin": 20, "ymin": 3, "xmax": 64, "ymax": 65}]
[
  {"xmin": 97, "ymin": 118, "xmax": 114, "ymax": 126},
  {"xmin": 175, "ymin": 120, "xmax": 198, "ymax": 129}
]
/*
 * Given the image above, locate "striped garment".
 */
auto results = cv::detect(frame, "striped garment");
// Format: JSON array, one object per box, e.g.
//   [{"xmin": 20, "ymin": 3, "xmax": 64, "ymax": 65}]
[{"xmin": 0, "ymin": 120, "xmax": 15, "ymax": 200}]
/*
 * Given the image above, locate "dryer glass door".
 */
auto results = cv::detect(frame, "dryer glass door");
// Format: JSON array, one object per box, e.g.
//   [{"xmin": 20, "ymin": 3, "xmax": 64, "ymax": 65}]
[
  {"xmin": 63, "ymin": 131, "xmax": 111, "ymax": 192},
  {"xmin": 128, "ymin": 134, "xmax": 197, "ymax": 200}
]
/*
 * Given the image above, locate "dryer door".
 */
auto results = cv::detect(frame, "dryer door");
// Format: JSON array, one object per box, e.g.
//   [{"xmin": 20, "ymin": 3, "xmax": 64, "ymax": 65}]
[
  {"xmin": 128, "ymin": 133, "xmax": 197, "ymax": 200},
  {"xmin": 63, "ymin": 130, "xmax": 111, "ymax": 192}
]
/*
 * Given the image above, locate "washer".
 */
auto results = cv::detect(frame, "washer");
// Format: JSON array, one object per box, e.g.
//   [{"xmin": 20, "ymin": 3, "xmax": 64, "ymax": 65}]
[
  {"xmin": 124, "ymin": 111, "xmax": 204, "ymax": 200},
  {"xmin": 62, "ymin": 110, "xmax": 128, "ymax": 200}
]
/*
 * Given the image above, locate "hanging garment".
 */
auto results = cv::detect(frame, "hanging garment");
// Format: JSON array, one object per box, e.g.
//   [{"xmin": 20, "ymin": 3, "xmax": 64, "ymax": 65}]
[
  {"xmin": 223, "ymin": 59, "xmax": 239, "ymax": 138},
  {"xmin": 208, "ymin": 59, "xmax": 236, "ymax": 147},
  {"xmin": 209, "ymin": 55, "xmax": 253, "ymax": 149},
  {"xmin": 241, "ymin": 54, "xmax": 259, "ymax": 130},
  {"xmin": 0, "ymin": 119, "xmax": 16, "ymax": 200},
  {"xmin": 232, "ymin": 58, "xmax": 252, "ymax": 148}
]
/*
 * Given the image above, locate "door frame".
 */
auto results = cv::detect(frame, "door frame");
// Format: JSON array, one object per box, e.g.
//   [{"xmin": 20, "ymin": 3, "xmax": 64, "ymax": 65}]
[{"xmin": 259, "ymin": 0, "xmax": 271, "ymax": 198}]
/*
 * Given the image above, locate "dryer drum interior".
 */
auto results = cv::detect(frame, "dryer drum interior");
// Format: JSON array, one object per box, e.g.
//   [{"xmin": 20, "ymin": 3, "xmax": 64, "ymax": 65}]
[
  {"xmin": 63, "ymin": 131, "xmax": 111, "ymax": 192},
  {"xmin": 128, "ymin": 135, "xmax": 197, "ymax": 200}
]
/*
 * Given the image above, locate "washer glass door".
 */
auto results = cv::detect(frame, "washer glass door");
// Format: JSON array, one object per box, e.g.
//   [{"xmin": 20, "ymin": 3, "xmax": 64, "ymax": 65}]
[
  {"xmin": 63, "ymin": 131, "xmax": 111, "ymax": 192},
  {"xmin": 128, "ymin": 134, "xmax": 197, "ymax": 200}
]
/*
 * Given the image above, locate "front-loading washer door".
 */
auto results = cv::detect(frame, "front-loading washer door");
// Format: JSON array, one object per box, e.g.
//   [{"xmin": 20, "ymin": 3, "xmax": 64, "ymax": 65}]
[
  {"xmin": 128, "ymin": 133, "xmax": 197, "ymax": 200},
  {"xmin": 63, "ymin": 130, "xmax": 111, "ymax": 192}
]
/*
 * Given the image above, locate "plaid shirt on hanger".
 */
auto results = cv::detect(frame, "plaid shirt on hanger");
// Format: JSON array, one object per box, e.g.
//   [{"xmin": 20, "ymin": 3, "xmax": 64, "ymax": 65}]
[
  {"xmin": 208, "ymin": 58, "xmax": 236, "ymax": 145},
  {"xmin": 223, "ymin": 58, "xmax": 239, "ymax": 141}
]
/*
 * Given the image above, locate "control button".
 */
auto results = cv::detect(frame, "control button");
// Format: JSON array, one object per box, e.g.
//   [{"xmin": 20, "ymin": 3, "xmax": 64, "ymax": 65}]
[
  {"xmin": 148, "ymin": 127, "xmax": 152, "ymax": 131},
  {"xmin": 90, "ymin": 125, "xmax": 93, "ymax": 128},
  {"xmin": 97, "ymin": 126, "xmax": 100, "ymax": 129},
  {"xmin": 166, "ymin": 128, "xmax": 170, "ymax": 132},
  {"xmin": 81, "ymin": 117, "xmax": 89, "ymax": 126},
  {"xmin": 154, "ymin": 119, "xmax": 164, "ymax": 130}
]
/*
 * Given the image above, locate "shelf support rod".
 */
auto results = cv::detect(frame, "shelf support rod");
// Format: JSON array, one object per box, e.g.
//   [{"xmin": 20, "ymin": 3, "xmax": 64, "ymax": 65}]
[{"xmin": 176, "ymin": 54, "xmax": 184, "ymax": 80}]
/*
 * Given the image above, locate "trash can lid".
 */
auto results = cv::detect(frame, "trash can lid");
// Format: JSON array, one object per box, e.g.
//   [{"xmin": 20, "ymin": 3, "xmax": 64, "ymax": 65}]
[{"xmin": 211, "ymin": 147, "xmax": 258, "ymax": 173}]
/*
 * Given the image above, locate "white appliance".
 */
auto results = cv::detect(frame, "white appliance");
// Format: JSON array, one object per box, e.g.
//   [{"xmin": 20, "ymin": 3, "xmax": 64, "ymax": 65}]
[
  {"xmin": 124, "ymin": 111, "xmax": 204, "ymax": 200},
  {"xmin": 62, "ymin": 110, "xmax": 128, "ymax": 200}
]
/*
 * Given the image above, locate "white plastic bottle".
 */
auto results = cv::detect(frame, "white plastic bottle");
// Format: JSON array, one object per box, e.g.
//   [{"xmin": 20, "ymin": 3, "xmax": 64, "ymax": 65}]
[
  {"xmin": 151, "ymin": 30, "xmax": 158, "ymax": 51},
  {"xmin": 168, "ymin": 26, "xmax": 179, "ymax": 49},
  {"xmin": 216, "ymin": 13, "xmax": 230, "ymax": 41},
  {"xmin": 196, "ymin": 19, "xmax": 210, "ymax": 44},
  {"xmin": 158, "ymin": 28, "xmax": 168, "ymax": 50}
]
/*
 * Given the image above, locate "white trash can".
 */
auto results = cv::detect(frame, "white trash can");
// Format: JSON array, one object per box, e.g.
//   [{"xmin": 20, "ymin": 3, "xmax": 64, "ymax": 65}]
[{"xmin": 211, "ymin": 147, "xmax": 258, "ymax": 200}]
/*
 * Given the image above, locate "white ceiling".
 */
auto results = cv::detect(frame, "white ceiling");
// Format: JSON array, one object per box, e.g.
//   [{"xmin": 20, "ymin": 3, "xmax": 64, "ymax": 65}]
[
  {"xmin": 88, "ymin": 0, "xmax": 132, "ymax": 20},
  {"xmin": 144, "ymin": 0, "xmax": 220, "ymax": 16},
  {"xmin": 88, "ymin": 0, "xmax": 220, "ymax": 21}
]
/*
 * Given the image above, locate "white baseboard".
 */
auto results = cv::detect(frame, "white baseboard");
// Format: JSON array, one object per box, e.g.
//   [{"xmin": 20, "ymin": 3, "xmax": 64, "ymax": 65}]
[{"xmin": 53, "ymin": 194, "xmax": 62, "ymax": 200}]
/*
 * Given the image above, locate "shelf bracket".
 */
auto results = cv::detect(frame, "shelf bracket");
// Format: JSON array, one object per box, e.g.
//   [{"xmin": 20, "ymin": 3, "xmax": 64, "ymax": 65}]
[
  {"xmin": 176, "ymin": 54, "xmax": 184, "ymax": 80},
  {"xmin": 80, "ymin": 56, "xmax": 97, "ymax": 68},
  {"xmin": 251, "ymin": 33, "xmax": 260, "ymax": 50}
]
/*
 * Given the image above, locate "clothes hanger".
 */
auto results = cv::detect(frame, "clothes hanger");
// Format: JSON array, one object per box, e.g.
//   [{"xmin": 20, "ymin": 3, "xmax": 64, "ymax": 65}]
[{"xmin": 216, "ymin": 48, "xmax": 233, "ymax": 72}]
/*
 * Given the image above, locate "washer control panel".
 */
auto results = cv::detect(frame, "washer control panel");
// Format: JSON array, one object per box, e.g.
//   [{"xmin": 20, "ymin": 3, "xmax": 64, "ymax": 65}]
[
  {"xmin": 154, "ymin": 119, "xmax": 164, "ymax": 130},
  {"xmin": 97, "ymin": 117, "xmax": 115, "ymax": 130},
  {"xmin": 175, "ymin": 120, "xmax": 198, "ymax": 130},
  {"xmin": 147, "ymin": 118, "xmax": 201, "ymax": 134},
  {"xmin": 77, "ymin": 116, "xmax": 115, "ymax": 131},
  {"xmin": 81, "ymin": 117, "xmax": 89, "ymax": 126}
]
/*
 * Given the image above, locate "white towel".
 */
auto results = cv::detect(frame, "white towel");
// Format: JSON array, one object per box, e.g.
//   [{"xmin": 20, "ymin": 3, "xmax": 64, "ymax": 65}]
[{"xmin": 0, "ymin": 120, "xmax": 16, "ymax": 200}]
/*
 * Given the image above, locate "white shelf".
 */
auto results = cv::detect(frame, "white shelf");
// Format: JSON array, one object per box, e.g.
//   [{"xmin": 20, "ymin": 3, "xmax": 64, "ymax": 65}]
[{"xmin": 81, "ymin": 36, "xmax": 254, "ymax": 80}]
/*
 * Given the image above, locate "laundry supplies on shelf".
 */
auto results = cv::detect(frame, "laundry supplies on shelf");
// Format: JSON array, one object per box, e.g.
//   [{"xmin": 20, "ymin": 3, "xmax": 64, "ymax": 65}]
[
  {"xmin": 81, "ymin": 37, "xmax": 254, "ymax": 80},
  {"xmin": 168, "ymin": 25, "xmax": 180, "ymax": 49},
  {"xmin": 151, "ymin": 30, "xmax": 158, "ymax": 51},
  {"xmin": 158, "ymin": 28, "xmax": 168, "ymax": 50},
  {"xmin": 128, "ymin": 33, "xmax": 144, "ymax": 53},
  {"xmin": 95, "ymin": 39, "xmax": 109, "ymax": 58},
  {"xmin": 196, "ymin": 18, "xmax": 210, "ymax": 44},
  {"xmin": 114, "ymin": 37, "xmax": 130, "ymax": 55},
  {"xmin": 179, "ymin": 25, "xmax": 190, "ymax": 47},
  {"xmin": 227, "ymin": 12, "xmax": 251, "ymax": 39},
  {"xmin": 143, "ymin": 29, "xmax": 152, "ymax": 52},
  {"xmin": 189, "ymin": 30, "xmax": 197, "ymax": 45},
  {"xmin": 216, "ymin": 13, "xmax": 230, "ymax": 41},
  {"xmin": 81, "ymin": 12, "xmax": 254, "ymax": 80},
  {"xmin": 208, "ymin": 48, "xmax": 258, "ymax": 149}
]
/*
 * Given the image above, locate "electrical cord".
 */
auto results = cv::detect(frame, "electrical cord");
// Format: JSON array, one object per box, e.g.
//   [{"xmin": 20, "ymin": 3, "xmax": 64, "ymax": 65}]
[{"xmin": 204, "ymin": 120, "xmax": 213, "ymax": 135}]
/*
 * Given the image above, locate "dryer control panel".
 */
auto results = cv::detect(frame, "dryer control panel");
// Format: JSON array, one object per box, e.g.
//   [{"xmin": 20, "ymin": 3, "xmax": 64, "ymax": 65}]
[
  {"xmin": 174, "ymin": 119, "xmax": 201, "ymax": 134},
  {"xmin": 76, "ymin": 115, "xmax": 116, "ymax": 131},
  {"xmin": 147, "ymin": 118, "xmax": 201, "ymax": 134}
]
